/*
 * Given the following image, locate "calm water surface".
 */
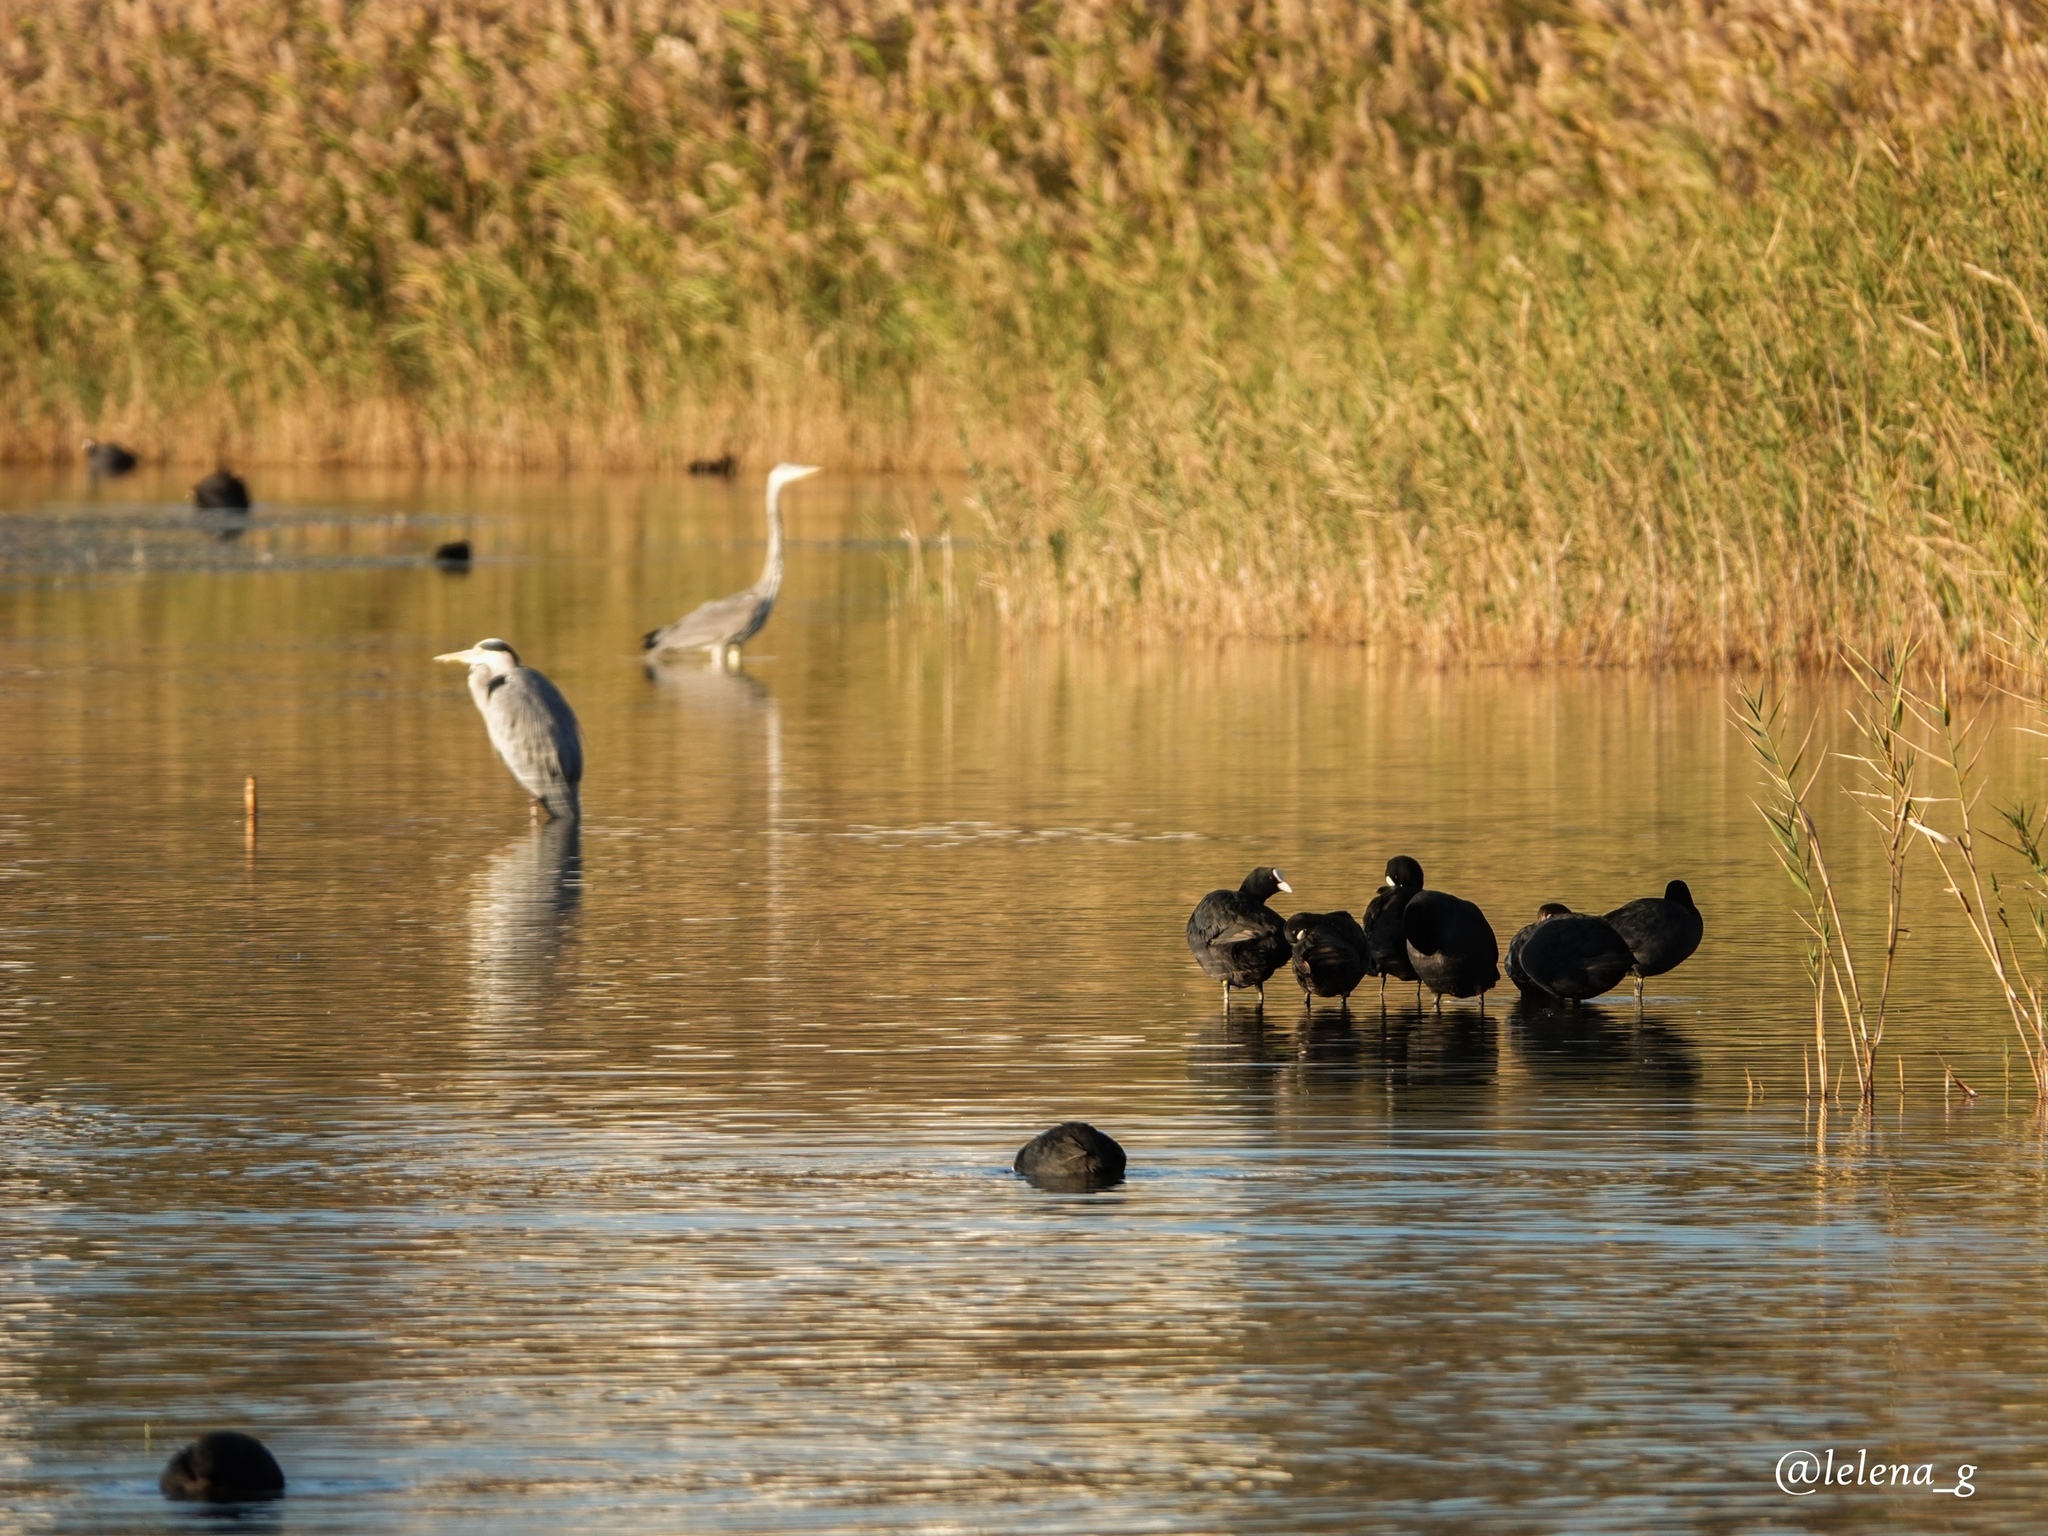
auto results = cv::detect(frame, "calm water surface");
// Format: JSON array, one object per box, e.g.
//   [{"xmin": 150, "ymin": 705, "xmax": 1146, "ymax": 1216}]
[{"xmin": 1, "ymin": 466, "xmax": 2044, "ymax": 1532}]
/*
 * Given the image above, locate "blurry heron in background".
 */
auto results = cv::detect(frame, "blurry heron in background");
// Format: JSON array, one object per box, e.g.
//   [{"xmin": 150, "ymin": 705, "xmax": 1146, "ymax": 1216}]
[
  {"xmin": 434, "ymin": 638, "xmax": 583, "ymax": 821},
  {"xmin": 642, "ymin": 462, "xmax": 821, "ymax": 668}
]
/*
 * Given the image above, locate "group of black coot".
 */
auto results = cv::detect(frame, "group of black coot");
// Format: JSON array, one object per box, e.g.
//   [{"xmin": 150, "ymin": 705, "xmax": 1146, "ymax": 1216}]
[
  {"xmin": 80, "ymin": 441, "xmax": 478, "ymax": 566},
  {"xmin": 1187, "ymin": 857, "xmax": 1702, "ymax": 1010},
  {"xmin": 85, "ymin": 440, "xmax": 254, "ymax": 511},
  {"xmin": 1011, "ymin": 859, "xmax": 1703, "ymax": 1199}
]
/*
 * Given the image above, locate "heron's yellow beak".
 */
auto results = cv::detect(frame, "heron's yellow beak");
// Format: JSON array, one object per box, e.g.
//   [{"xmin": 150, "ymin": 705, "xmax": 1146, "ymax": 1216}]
[{"xmin": 433, "ymin": 649, "xmax": 479, "ymax": 664}]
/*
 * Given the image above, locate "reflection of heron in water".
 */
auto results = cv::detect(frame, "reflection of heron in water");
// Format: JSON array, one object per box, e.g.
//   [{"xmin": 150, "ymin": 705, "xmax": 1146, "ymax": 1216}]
[
  {"xmin": 468, "ymin": 819, "xmax": 583, "ymax": 1026},
  {"xmin": 643, "ymin": 651, "xmax": 774, "ymax": 709},
  {"xmin": 641, "ymin": 462, "xmax": 821, "ymax": 668},
  {"xmin": 645, "ymin": 648, "xmax": 786, "ymax": 986}
]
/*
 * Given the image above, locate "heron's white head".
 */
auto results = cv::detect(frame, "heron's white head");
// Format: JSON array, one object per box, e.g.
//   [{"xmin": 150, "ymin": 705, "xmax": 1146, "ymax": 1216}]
[
  {"xmin": 766, "ymin": 463, "xmax": 823, "ymax": 498},
  {"xmin": 434, "ymin": 637, "xmax": 521, "ymax": 672}
]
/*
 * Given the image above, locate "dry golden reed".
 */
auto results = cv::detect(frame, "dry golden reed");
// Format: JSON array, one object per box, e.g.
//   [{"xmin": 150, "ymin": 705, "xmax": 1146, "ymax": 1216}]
[{"xmin": 8, "ymin": 1, "xmax": 2048, "ymax": 664}]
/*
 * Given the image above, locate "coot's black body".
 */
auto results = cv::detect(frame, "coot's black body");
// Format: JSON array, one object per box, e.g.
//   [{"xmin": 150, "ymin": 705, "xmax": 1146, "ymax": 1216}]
[
  {"xmin": 83, "ymin": 438, "xmax": 137, "ymax": 477},
  {"xmin": 1361, "ymin": 855, "xmax": 1425, "ymax": 985},
  {"xmin": 192, "ymin": 469, "xmax": 251, "ymax": 510},
  {"xmin": 158, "ymin": 1430, "xmax": 286, "ymax": 1503},
  {"xmin": 1014, "ymin": 1121, "xmax": 1126, "ymax": 1191},
  {"xmin": 688, "ymin": 454, "xmax": 737, "ymax": 476},
  {"xmin": 1506, "ymin": 902, "xmax": 1572, "ymax": 993},
  {"xmin": 1507, "ymin": 904, "xmax": 1635, "ymax": 1003},
  {"xmin": 434, "ymin": 539, "xmax": 473, "ymax": 568},
  {"xmin": 1403, "ymin": 888, "xmax": 1500, "ymax": 1002},
  {"xmin": 1604, "ymin": 880, "xmax": 1703, "ymax": 995},
  {"xmin": 1186, "ymin": 867, "xmax": 1293, "ymax": 1003},
  {"xmin": 1285, "ymin": 909, "xmax": 1369, "ymax": 1004}
]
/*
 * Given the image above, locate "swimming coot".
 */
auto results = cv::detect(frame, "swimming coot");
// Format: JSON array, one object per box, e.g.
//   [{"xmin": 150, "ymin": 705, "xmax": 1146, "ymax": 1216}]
[
  {"xmin": 192, "ymin": 468, "xmax": 251, "ymax": 509},
  {"xmin": 1014, "ymin": 1121, "xmax": 1127, "ymax": 1191},
  {"xmin": 1403, "ymin": 888, "xmax": 1500, "ymax": 1005},
  {"xmin": 433, "ymin": 539, "xmax": 473, "ymax": 568},
  {"xmin": 688, "ymin": 453, "xmax": 738, "ymax": 476},
  {"xmin": 158, "ymin": 1430, "xmax": 286, "ymax": 1502},
  {"xmin": 1361, "ymin": 855, "xmax": 1424, "ymax": 993},
  {"xmin": 82, "ymin": 438, "xmax": 138, "ymax": 477},
  {"xmin": 1185, "ymin": 867, "xmax": 1293, "ymax": 1005},
  {"xmin": 1285, "ymin": 909, "xmax": 1369, "ymax": 1007},
  {"xmin": 1603, "ymin": 880, "xmax": 1703, "ymax": 998},
  {"xmin": 1506, "ymin": 904, "xmax": 1635, "ymax": 1003}
]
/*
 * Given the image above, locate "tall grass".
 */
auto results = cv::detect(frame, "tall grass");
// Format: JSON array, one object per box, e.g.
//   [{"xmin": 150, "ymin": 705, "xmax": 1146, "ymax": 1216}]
[
  {"xmin": 10, "ymin": 2, "xmax": 2048, "ymax": 663},
  {"xmin": 1737, "ymin": 650, "xmax": 1918, "ymax": 1105}
]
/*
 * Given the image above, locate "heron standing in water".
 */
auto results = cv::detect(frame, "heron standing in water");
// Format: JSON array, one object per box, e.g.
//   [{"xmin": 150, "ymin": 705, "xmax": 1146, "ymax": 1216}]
[
  {"xmin": 434, "ymin": 638, "xmax": 583, "ymax": 821},
  {"xmin": 642, "ymin": 462, "xmax": 821, "ymax": 667}
]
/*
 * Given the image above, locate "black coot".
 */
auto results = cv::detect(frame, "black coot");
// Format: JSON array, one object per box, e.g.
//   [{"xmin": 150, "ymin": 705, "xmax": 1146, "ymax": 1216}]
[
  {"xmin": 1506, "ymin": 903, "xmax": 1635, "ymax": 1003},
  {"xmin": 1014, "ymin": 1121, "xmax": 1127, "ymax": 1191},
  {"xmin": 1403, "ymin": 888, "xmax": 1500, "ymax": 1004},
  {"xmin": 1603, "ymin": 879, "xmax": 1703, "ymax": 998},
  {"xmin": 82, "ymin": 438, "xmax": 138, "ymax": 477},
  {"xmin": 158, "ymin": 1430, "xmax": 286, "ymax": 1502},
  {"xmin": 192, "ymin": 469, "xmax": 251, "ymax": 509},
  {"xmin": 1361, "ymin": 855, "xmax": 1424, "ymax": 993},
  {"xmin": 688, "ymin": 453, "xmax": 738, "ymax": 476},
  {"xmin": 1285, "ymin": 909, "xmax": 1369, "ymax": 1007},
  {"xmin": 434, "ymin": 539, "xmax": 473, "ymax": 568},
  {"xmin": 1506, "ymin": 902, "xmax": 1572, "ymax": 993},
  {"xmin": 1186, "ymin": 867, "xmax": 1293, "ymax": 1005}
]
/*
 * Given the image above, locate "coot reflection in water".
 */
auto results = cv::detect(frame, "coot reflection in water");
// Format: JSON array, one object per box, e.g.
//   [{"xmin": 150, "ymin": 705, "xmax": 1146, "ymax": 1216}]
[
  {"xmin": 1189, "ymin": 1005, "xmax": 1492, "ymax": 1101},
  {"xmin": 1507, "ymin": 1002, "xmax": 1701, "ymax": 1097}
]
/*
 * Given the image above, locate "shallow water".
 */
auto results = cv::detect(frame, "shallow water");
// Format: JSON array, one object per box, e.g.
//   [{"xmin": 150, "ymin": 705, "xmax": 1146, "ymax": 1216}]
[{"xmin": 1, "ymin": 465, "xmax": 2044, "ymax": 1532}]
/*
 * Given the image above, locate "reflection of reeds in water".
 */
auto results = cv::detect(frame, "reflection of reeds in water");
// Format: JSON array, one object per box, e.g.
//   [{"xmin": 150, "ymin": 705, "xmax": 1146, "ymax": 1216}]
[{"xmin": 467, "ymin": 820, "xmax": 583, "ymax": 1029}]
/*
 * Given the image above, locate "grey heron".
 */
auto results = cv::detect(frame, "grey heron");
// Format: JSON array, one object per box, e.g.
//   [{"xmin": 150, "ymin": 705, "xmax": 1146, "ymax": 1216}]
[
  {"xmin": 434, "ymin": 638, "xmax": 583, "ymax": 821},
  {"xmin": 642, "ymin": 462, "xmax": 821, "ymax": 666}
]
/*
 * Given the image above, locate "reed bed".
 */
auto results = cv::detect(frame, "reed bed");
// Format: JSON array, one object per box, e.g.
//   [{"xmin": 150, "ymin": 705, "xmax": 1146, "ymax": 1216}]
[{"xmin": 11, "ymin": 2, "xmax": 2048, "ymax": 664}]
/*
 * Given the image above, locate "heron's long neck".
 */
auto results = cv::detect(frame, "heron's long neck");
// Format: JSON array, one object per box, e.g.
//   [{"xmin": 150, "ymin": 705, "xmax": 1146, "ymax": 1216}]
[{"xmin": 759, "ymin": 481, "xmax": 785, "ymax": 595}]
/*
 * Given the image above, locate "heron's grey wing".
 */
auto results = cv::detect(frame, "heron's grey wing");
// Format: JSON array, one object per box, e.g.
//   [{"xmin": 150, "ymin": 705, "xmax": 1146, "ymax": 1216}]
[
  {"xmin": 484, "ymin": 669, "xmax": 582, "ymax": 817},
  {"xmin": 647, "ymin": 585, "xmax": 765, "ymax": 652}
]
